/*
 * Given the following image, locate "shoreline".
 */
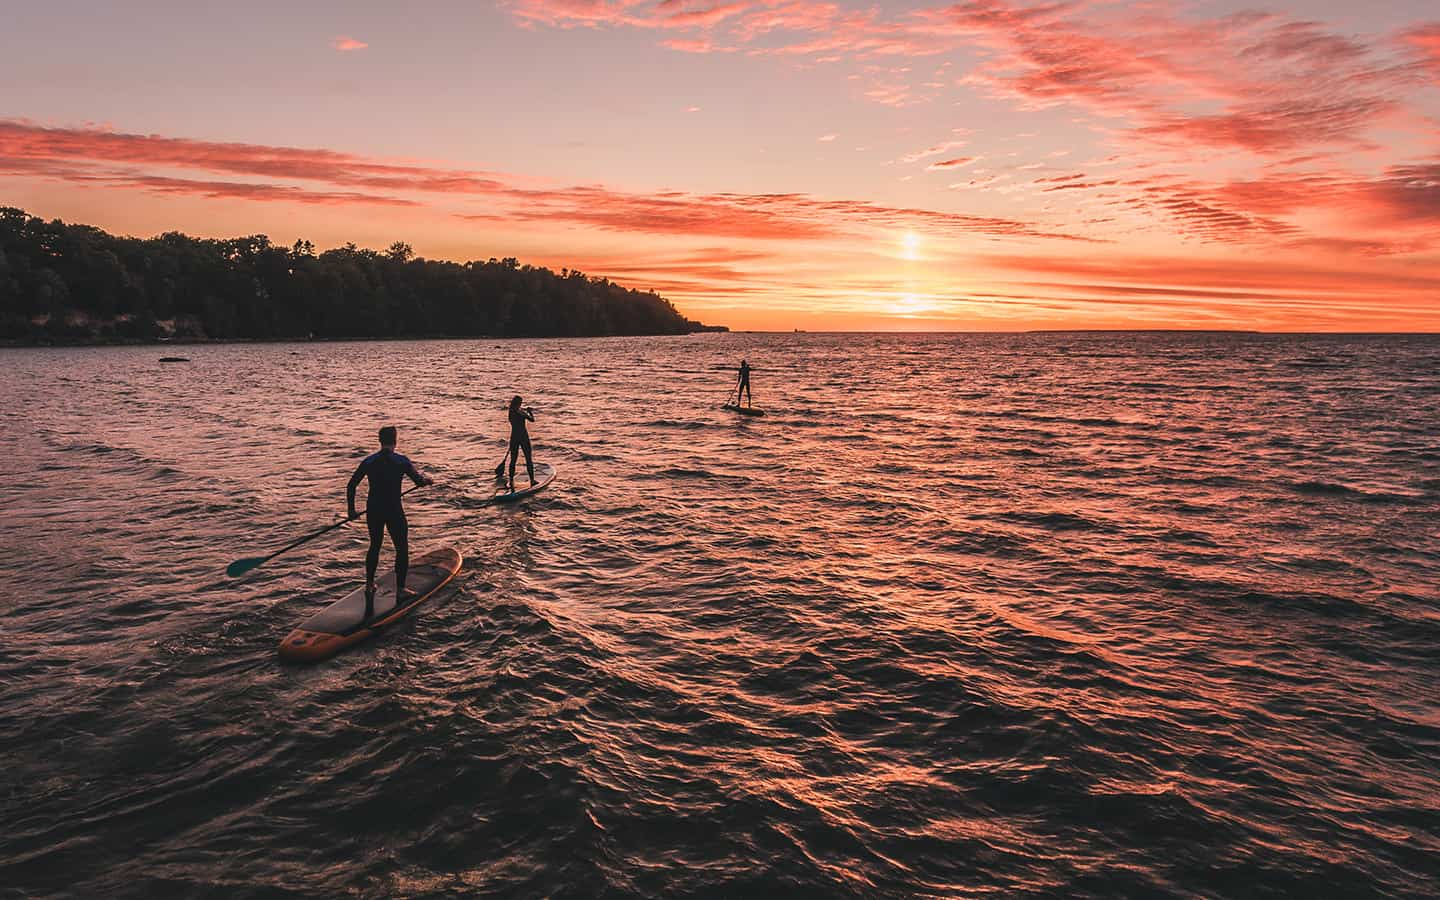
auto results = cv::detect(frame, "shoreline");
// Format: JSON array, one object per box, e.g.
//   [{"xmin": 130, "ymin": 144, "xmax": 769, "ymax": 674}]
[
  {"xmin": 5, "ymin": 329, "xmax": 1439, "ymax": 349},
  {"xmin": 0, "ymin": 329, "xmax": 730, "ymax": 349}
]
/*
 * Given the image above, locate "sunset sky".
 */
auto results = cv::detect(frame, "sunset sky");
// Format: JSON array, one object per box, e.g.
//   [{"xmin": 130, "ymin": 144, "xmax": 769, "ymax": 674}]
[{"xmin": 2, "ymin": 0, "xmax": 1438, "ymax": 330}]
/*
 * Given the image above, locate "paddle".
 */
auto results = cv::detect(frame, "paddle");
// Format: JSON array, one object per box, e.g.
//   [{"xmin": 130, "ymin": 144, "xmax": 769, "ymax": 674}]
[{"xmin": 226, "ymin": 482, "xmax": 425, "ymax": 578}]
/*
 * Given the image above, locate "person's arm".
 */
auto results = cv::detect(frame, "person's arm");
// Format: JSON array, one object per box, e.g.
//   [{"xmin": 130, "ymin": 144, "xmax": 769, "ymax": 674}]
[
  {"xmin": 405, "ymin": 458, "xmax": 434, "ymax": 487},
  {"xmin": 346, "ymin": 461, "xmax": 365, "ymax": 519},
  {"xmin": 523, "ymin": 408, "xmax": 535, "ymax": 422}
]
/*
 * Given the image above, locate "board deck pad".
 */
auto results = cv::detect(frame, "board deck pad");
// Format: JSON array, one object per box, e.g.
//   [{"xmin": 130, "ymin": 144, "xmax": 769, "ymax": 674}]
[
  {"xmin": 723, "ymin": 403, "xmax": 766, "ymax": 417},
  {"xmin": 490, "ymin": 461, "xmax": 556, "ymax": 502},
  {"xmin": 279, "ymin": 547, "xmax": 462, "ymax": 662}
]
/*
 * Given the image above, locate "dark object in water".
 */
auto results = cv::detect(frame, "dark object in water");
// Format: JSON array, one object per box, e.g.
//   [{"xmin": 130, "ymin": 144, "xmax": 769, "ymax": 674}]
[{"xmin": 159, "ymin": 357, "xmax": 190, "ymax": 363}]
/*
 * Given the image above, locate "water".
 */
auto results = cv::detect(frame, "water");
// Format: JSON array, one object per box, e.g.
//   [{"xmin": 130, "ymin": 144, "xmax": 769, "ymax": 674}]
[{"xmin": 2, "ymin": 333, "xmax": 1438, "ymax": 897}]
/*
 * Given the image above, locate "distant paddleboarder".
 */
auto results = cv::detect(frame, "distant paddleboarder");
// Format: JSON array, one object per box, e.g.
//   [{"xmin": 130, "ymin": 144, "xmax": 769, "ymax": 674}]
[
  {"xmin": 347, "ymin": 426, "xmax": 432, "ymax": 621},
  {"xmin": 502, "ymin": 395, "xmax": 536, "ymax": 486},
  {"xmin": 735, "ymin": 358, "xmax": 753, "ymax": 408}
]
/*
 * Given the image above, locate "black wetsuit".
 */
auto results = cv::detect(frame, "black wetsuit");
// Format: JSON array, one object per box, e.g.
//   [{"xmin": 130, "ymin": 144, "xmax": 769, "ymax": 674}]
[
  {"xmin": 348, "ymin": 448, "xmax": 424, "ymax": 594},
  {"xmin": 737, "ymin": 361, "xmax": 752, "ymax": 405},
  {"xmin": 508, "ymin": 407, "xmax": 535, "ymax": 484}
]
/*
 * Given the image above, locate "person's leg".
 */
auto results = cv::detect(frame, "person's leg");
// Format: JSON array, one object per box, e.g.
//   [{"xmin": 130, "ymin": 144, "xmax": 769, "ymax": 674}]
[
  {"xmin": 507, "ymin": 434, "xmax": 520, "ymax": 481},
  {"xmin": 522, "ymin": 434, "xmax": 534, "ymax": 484},
  {"xmin": 365, "ymin": 513, "xmax": 384, "ymax": 618},
  {"xmin": 389, "ymin": 513, "xmax": 410, "ymax": 602}
]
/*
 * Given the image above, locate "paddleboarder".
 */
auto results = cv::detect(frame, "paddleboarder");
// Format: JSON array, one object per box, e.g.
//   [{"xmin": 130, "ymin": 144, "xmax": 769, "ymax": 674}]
[
  {"xmin": 735, "ymin": 358, "xmax": 753, "ymax": 407},
  {"xmin": 347, "ymin": 426, "xmax": 432, "ymax": 620},
  {"xmin": 504, "ymin": 395, "xmax": 536, "ymax": 487}
]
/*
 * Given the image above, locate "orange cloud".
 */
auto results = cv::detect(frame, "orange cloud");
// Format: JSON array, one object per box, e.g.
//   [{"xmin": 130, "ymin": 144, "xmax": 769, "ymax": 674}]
[
  {"xmin": 332, "ymin": 36, "xmax": 369, "ymax": 51},
  {"xmin": 1398, "ymin": 23, "xmax": 1440, "ymax": 85},
  {"xmin": 0, "ymin": 119, "xmax": 1097, "ymax": 243},
  {"xmin": 0, "ymin": 119, "xmax": 505, "ymax": 194},
  {"xmin": 464, "ymin": 185, "xmax": 1094, "ymax": 242},
  {"xmin": 926, "ymin": 156, "xmax": 978, "ymax": 170}
]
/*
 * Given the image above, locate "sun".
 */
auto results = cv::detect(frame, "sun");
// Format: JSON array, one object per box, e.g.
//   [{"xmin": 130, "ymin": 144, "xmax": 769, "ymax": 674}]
[{"xmin": 900, "ymin": 230, "xmax": 922, "ymax": 260}]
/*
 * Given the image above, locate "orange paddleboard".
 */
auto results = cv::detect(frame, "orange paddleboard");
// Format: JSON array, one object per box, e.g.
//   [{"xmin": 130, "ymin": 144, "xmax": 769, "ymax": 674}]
[{"xmin": 279, "ymin": 547, "xmax": 462, "ymax": 662}]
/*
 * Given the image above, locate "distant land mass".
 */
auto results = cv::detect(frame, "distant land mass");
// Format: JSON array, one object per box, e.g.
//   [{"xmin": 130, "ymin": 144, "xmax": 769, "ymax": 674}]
[
  {"xmin": 0, "ymin": 207, "xmax": 725, "ymax": 344},
  {"xmin": 1027, "ymin": 329, "xmax": 1262, "ymax": 334}
]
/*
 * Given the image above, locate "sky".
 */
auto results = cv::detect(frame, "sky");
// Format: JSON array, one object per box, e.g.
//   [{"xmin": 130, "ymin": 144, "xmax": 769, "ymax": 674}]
[{"xmin": 1, "ymin": 0, "xmax": 1438, "ymax": 331}]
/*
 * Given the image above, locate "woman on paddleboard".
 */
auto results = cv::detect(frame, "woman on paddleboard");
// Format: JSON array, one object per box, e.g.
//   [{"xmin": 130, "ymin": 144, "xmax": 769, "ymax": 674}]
[
  {"xmin": 503, "ymin": 395, "xmax": 536, "ymax": 486},
  {"xmin": 347, "ymin": 425, "xmax": 432, "ymax": 620}
]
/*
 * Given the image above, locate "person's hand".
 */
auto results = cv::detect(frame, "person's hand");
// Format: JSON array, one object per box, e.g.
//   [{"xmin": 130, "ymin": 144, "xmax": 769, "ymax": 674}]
[{"xmin": 348, "ymin": 505, "xmax": 358, "ymax": 520}]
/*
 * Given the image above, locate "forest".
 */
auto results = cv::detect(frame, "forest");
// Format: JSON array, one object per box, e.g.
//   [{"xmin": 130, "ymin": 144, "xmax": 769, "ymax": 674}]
[{"xmin": 0, "ymin": 207, "xmax": 720, "ymax": 343}]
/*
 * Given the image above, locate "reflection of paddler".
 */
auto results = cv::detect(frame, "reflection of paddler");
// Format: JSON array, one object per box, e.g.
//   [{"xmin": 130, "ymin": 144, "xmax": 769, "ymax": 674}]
[
  {"xmin": 347, "ymin": 426, "xmax": 432, "ymax": 621},
  {"xmin": 736, "ymin": 358, "xmax": 752, "ymax": 407}
]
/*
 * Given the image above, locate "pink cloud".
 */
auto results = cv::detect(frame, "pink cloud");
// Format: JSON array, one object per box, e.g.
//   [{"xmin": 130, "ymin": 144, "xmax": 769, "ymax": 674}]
[
  {"xmin": 900, "ymin": 139, "xmax": 968, "ymax": 163},
  {"xmin": 0, "ymin": 119, "xmax": 1095, "ymax": 243},
  {"xmin": 0, "ymin": 119, "xmax": 506, "ymax": 194},
  {"xmin": 949, "ymin": 174, "xmax": 1009, "ymax": 190},
  {"xmin": 1399, "ymin": 23, "xmax": 1440, "ymax": 80},
  {"xmin": 1032, "ymin": 160, "xmax": 1440, "ymax": 252},
  {"xmin": 509, "ymin": 0, "xmax": 1430, "ymax": 163},
  {"xmin": 0, "ymin": 156, "xmax": 414, "ymax": 206},
  {"xmin": 8, "ymin": 118, "xmax": 1432, "ymax": 262},
  {"xmin": 332, "ymin": 37, "xmax": 369, "ymax": 51},
  {"xmin": 469, "ymin": 185, "xmax": 1094, "ymax": 242},
  {"xmin": 926, "ymin": 156, "xmax": 978, "ymax": 170},
  {"xmin": 663, "ymin": 1, "xmax": 751, "ymax": 28}
]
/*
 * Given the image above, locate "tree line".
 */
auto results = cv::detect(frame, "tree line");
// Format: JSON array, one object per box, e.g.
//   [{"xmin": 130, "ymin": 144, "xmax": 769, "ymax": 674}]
[{"xmin": 0, "ymin": 207, "xmax": 721, "ymax": 343}]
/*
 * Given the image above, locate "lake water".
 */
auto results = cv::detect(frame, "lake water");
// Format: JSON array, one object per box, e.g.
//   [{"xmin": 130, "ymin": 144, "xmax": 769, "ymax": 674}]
[{"xmin": 3, "ymin": 333, "xmax": 1438, "ymax": 896}]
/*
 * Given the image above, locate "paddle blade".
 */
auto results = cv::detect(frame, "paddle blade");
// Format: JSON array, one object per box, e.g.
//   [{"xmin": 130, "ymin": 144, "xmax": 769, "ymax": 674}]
[{"xmin": 226, "ymin": 556, "xmax": 266, "ymax": 578}]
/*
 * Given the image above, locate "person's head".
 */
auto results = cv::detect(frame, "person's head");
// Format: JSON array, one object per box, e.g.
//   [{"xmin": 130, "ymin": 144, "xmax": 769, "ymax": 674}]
[
  {"xmin": 378, "ymin": 425, "xmax": 397, "ymax": 448},
  {"xmin": 510, "ymin": 395, "xmax": 523, "ymax": 411}
]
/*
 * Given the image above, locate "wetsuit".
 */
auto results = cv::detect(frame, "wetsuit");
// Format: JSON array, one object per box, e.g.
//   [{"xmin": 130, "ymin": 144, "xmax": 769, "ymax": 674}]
[
  {"xmin": 737, "ymin": 360, "xmax": 752, "ymax": 406},
  {"xmin": 508, "ymin": 407, "xmax": 535, "ymax": 484},
  {"xmin": 347, "ymin": 448, "xmax": 425, "ymax": 597}
]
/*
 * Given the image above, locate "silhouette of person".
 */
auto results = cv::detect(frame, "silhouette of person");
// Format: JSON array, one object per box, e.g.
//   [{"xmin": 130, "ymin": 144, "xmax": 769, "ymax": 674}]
[
  {"xmin": 736, "ymin": 358, "xmax": 752, "ymax": 407},
  {"xmin": 506, "ymin": 395, "xmax": 536, "ymax": 486},
  {"xmin": 347, "ymin": 425, "xmax": 431, "ymax": 620}
]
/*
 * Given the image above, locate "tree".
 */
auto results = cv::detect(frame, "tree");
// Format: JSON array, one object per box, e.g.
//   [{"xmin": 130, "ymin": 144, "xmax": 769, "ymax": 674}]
[{"xmin": 0, "ymin": 207, "xmax": 710, "ymax": 343}]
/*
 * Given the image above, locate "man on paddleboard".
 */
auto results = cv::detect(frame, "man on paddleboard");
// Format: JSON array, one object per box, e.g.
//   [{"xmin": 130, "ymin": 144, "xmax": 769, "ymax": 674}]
[
  {"xmin": 735, "ymin": 358, "xmax": 752, "ymax": 407},
  {"xmin": 347, "ymin": 426, "xmax": 432, "ymax": 620}
]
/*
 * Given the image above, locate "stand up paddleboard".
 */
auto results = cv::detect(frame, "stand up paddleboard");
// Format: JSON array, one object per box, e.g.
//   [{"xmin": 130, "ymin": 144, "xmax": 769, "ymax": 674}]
[
  {"xmin": 723, "ymin": 403, "xmax": 766, "ymax": 417},
  {"xmin": 490, "ymin": 461, "xmax": 556, "ymax": 503},
  {"xmin": 279, "ymin": 547, "xmax": 462, "ymax": 662}
]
